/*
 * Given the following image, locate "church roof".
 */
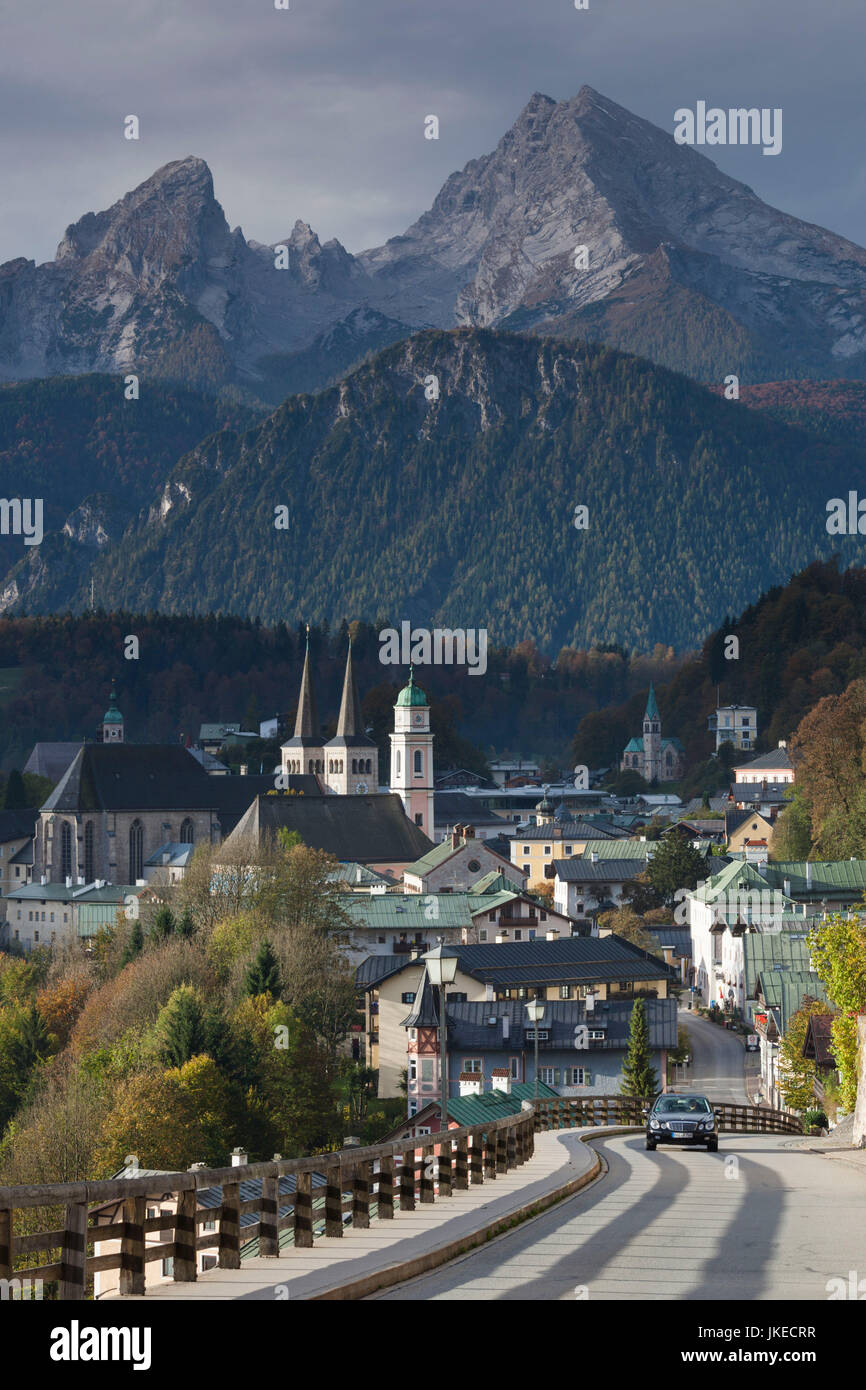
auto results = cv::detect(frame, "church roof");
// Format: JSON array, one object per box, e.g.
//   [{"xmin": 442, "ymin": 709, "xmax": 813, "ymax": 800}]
[
  {"xmin": 396, "ymin": 667, "xmax": 428, "ymax": 707},
  {"xmin": 103, "ymin": 681, "xmax": 123, "ymax": 724},
  {"xmin": 623, "ymin": 737, "xmax": 643, "ymax": 754},
  {"xmin": 645, "ymin": 683, "xmax": 660, "ymax": 720},
  {"xmin": 222, "ymin": 792, "xmax": 434, "ymax": 865},
  {"xmin": 23, "ymin": 742, "xmax": 82, "ymax": 783}
]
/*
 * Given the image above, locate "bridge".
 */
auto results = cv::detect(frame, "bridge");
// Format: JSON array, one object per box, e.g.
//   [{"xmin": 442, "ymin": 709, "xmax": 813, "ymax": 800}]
[{"xmin": 2, "ymin": 1096, "xmax": 824, "ymax": 1302}]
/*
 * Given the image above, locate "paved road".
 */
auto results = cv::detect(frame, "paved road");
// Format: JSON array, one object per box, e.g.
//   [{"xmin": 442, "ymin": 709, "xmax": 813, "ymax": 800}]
[
  {"xmin": 373, "ymin": 1133, "xmax": 866, "ymax": 1300},
  {"xmin": 672, "ymin": 1008, "xmax": 751, "ymax": 1105}
]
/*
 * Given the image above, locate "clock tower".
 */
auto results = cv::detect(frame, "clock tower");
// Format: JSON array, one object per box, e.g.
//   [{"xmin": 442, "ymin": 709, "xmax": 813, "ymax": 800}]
[{"xmin": 390, "ymin": 667, "xmax": 435, "ymax": 833}]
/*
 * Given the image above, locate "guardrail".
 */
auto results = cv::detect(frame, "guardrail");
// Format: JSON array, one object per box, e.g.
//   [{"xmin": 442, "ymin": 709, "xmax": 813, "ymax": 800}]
[
  {"xmin": 534, "ymin": 1095, "xmax": 803, "ymax": 1135},
  {"xmin": 0, "ymin": 1107, "xmax": 535, "ymax": 1300}
]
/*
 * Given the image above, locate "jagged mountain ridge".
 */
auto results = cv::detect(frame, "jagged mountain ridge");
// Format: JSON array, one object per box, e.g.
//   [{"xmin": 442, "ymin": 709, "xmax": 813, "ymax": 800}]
[
  {"xmin": 2, "ymin": 87, "xmax": 866, "ymax": 396},
  {"xmin": 9, "ymin": 328, "xmax": 865, "ymax": 651}
]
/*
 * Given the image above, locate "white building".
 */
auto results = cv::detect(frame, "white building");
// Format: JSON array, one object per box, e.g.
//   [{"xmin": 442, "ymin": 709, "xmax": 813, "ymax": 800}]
[{"xmin": 708, "ymin": 704, "xmax": 757, "ymax": 752}]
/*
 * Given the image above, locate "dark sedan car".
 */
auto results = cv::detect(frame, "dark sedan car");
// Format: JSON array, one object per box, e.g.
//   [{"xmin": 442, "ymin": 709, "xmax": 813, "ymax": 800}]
[{"xmin": 645, "ymin": 1093, "xmax": 719, "ymax": 1151}]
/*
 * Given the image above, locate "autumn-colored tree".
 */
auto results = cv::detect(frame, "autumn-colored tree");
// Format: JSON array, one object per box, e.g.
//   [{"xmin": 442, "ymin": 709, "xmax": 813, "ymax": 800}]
[
  {"xmin": 36, "ymin": 974, "xmax": 93, "ymax": 1050},
  {"xmin": 778, "ymin": 998, "xmax": 833, "ymax": 1112},
  {"xmin": 596, "ymin": 907, "xmax": 661, "ymax": 956},
  {"xmin": 791, "ymin": 678, "xmax": 866, "ymax": 857}
]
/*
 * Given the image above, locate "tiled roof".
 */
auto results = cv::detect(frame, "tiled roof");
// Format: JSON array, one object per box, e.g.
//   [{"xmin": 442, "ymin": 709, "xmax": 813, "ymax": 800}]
[
  {"xmin": 553, "ymin": 858, "xmax": 647, "ymax": 882},
  {"xmin": 735, "ymin": 748, "xmax": 793, "ymax": 773},
  {"xmin": 513, "ymin": 822, "xmax": 616, "ymax": 841},
  {"xmin": 223, "ymin": 793, "xmax": 433, "ymax": 864}
]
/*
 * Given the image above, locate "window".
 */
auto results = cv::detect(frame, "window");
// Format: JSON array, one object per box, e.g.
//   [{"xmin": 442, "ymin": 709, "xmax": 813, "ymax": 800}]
[
  {"xmin": 201, "ymin": 1255, "xmax": 218, "ymax": 1271},
  {"xmin": 414, "ymin": 813, "xmax": 423, "ymax": 826},
  {"xmin": 510, "ymin": 1057, "xmax": 520, "ymax": 1079},
  {"xmin": 395, "ymin": 750, "xmax": 401, "ymax": 776},
  {"xmin": 523, "ymin": 864, "xmax": 530, "ymax": 874},
  {"xmin": 467, "ymin": 859, "xmax": 480, "ymax": 872},
  {"xmin": 84, "ymin": 821, "xmax": 94, "ymax": 881},
  {"xmin": 564, "ymin": 1067, "xmax": 588, "ymax": 1085},
  {"xmin": 514, "ymin": 929, "xmax": 522, "ymax": 941},
  {"xmin": 180, "ymin": 818, "xmax": 194, "ymax": 845},
  {"xmin": 560, "ymin": 985, "xmax": 572, "ymax": 999},
  {"xmin": 450, "ymin": 992, "xmax": 467, "ymax": 1003},
  {"xmin": 203, "ymin": 1217, "xmax": 216, "ymax": 1232},
  {"xmin": 416, "ymin": 1126, "xmax": 431, "ymax": 1137},
  {"xmin": 544, "ymin": 846, "xmax": 551, "ymax": 856},
  {"xmin": 522, "ymin": 846, "xmax": 530, "ymax": 856},
  {"xmin": 414, "ymin": 750, "xmax": 423, "ymax": 775},
  {"xmin": 538, "ymin": 1067, "xmax": 558, "ymax": 1085},
  {"xmin": 463, "ymin": 1058, "xmax": 482, "ymax": 1073},
  {"xmin": 401, "ymin": 992, "xmax": 416, "ymax": 1004},
  {"xmin": 420, "ymin": 1058, "xmax": 434, "ymax": 1083},
  {"xmin": 351, "ymin": 759, "xmax": 357, "ymax": 774},
  {"xmin": 60, "ymin": 821, "xmax": 73, "ymax": 879},
  {"xmin": 129, "ymin": 820, "xmax": 144, "ymax": 881},
  {"xmin": 34, "ymin": 931, "xmax": 39, "ymax": 943},
  {"xmin": 409, "ymin": 1061, "xmax": 417, "ymax": 1081},
  {"xmin": 540, "ymin": 911, "xmax": 547, "ymax": 921},
  {"xmin": 478, "ymin": 929, "xmax": 488, "ymax": 942},
  {"xmin": 565, "ymin": 846, "xmax": 573, "ymax": 855}
]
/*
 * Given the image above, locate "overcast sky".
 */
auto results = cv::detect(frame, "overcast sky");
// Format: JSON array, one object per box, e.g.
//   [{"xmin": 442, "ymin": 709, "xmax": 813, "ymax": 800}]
[{"xmin": 1, "ymin": 0, "xmax": 864, "ymax": 265}]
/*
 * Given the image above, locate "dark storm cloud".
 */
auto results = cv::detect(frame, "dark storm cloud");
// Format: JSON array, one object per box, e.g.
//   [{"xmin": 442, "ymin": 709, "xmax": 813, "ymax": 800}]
[{"xmin": 1, "ymin": 0, "xmax": 864, "ymax": 264}]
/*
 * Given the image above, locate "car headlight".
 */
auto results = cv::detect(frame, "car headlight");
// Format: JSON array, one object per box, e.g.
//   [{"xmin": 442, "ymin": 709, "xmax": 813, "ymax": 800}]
[{"xmin": 650, "ymin": 1119, "xmax": 660, "ymax": 1130}]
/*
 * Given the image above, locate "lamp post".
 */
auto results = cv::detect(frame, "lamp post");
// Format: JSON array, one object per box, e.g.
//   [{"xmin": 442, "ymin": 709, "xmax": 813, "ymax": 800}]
[
  {"xmin": 422, "ymin": 940, "xmax": 460, "ymax": 1134},
  {"xmin": 525, "ymin": 996, "xmax": 546, "ymax": 1106}
]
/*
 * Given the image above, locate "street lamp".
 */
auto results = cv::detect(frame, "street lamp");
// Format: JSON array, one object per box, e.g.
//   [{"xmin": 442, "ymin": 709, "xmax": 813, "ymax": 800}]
[
  {"xmin": 422, "ymin": 940, "xmax": 460, "ymax": 1134},
  {"xmin": 525, "ymin": 996, "xmax": 546, "ymax": 1105}
]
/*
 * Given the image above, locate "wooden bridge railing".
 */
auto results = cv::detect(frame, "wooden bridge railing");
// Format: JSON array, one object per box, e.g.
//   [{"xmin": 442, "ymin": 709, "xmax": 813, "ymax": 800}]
[
  {"xmin": 0, "ymin": 1107, "xmax": 536, "ymax": 1300},
  {"xmin": 533, "ymin": 1095, "xmax": 804, "ymax": 1136}
]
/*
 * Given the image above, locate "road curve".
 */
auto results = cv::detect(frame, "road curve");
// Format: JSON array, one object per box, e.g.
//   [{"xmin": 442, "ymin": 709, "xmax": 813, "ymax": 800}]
[
  {"xmin": 674, "ymin": 1008, "xmax": 751, "ymax": 1105},
  {"xmin": 371, "ymin": 1133, "xmax": 866, "ymax": 1300}
]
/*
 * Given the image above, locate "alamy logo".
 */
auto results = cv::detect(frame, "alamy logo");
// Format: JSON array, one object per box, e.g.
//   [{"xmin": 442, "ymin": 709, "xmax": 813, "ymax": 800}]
[
  {"xmin": 674, "ymin": 885, "xmax": 785, "ymax": 930},
  {"xmin": 49, "ymin": 1320, "xmax": 151, "ymax": 1370},
  {"xmin": 673, "ymin": 102, "xmax": 782, "ymax": 156},
  {"xmin": 826, "ymin": 493, "xmax": 866, "ymax": 534},
  {"xmin": 0, "ymin": 498, "xmax": 43, "ymax": 546},
  {"xmin": 379, "ymin": 622, "xmax": 487, "ymax": 676},
  {"xmin": 0, "ymin": 1276, "xmax": 43, "ymax": 1299}
]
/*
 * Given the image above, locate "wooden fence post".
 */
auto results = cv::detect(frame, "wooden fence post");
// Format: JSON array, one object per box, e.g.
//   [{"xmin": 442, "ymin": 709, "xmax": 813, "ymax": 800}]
[
  {"xmin": 119, "ymin": 1196, "xmax": 145, "ymax": 1297},
  {"xmin": 352, "ymin": 1162, "xmax": 371, "ymax": 1228},
  {"xmin": 399, "ymin": 1154, "xmax": 416, "ymax": 1211},
  {"xmin": 59, "ymin": 1199, "xmax": 88, "ymax": 1301},
  {"xmin": 484, "ymin": 1132, "xmax": 497, "ymax": 1180},
  {"xmin": 325, "ymin": 1164, "xmax": 343, "ymax": 1237},
  {"xmin": 455, "ymin": 1134, "xmax": 469, "ymax": 1190},
  {"xmin": 0, "ymin": 1206, "xmax": 11, "ymax": 1285},
  {"xmin": 294, "ymin": 1172, "xmax": 313, "ymax": 1248},
  {"xmin": 259, "ymin": 1171, "xmax": 279, "ymax": 1256},
  {"xmin": 469, "ymin": 1132, "xmax": 484, "ymax": 1185},
  {"xmin": 378, "ymin": 1156, "xmax": 394, "ymax": 1218},
  {"xmin": 173, "ymin": 1187, "xmax": 197, "ymax": 1282},
  {"xmin": 438, "ymin": 1138, "xmax": 453, "ymax": 1197},
  {"xmin": 419, "ymin": 1146, "xmax": 435, "ymax": 1203},
  {"xmin": 218, "ymin": 1182, "xmax": 241, "ymax": 1270}
]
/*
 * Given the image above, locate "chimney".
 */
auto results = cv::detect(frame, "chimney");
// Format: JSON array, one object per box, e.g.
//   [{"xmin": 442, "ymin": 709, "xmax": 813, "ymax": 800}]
[
  {"xmin": 124, "ymin": 1154, "xmax": 140, "ymax": 1172},
  {"xmin": 778, "ymin": 740, "xmax": 787, "ymax": 749},
  {"xmin": 783, "ymin": 878, "xmax": 791, "ymax": 897},
  {"xmin": 485, "ymin": 982, "xmax": 494, "ymax": 1002},
  {"xmin": 590, "ymin": 851, "xmax": 598, "ymax": 864},
  {"xmin": 65, "ymin": 875, "xmax": 72, "ymax": 888},
  {"xmin": 231, "ymin": 1147, "xmax": 248, "ymax": 1167},
  {"xmin": 502, "ymin": 1015, "xmax": 510, "ymax": 1040},
  {"xmin": 495, "ymin": 931, "xmax": 509, "ymax": 943},
  {"xmin": 806, "ymin": 863, "xmax": 812, "ymax": 888},
  {"xmin": 465, "ymin": 824, "xmax": 476, "ymax": 840},
  {"xmin": 459, "ymin": 1072, "xmax": 483, "ymax": 1097},
  {"xmin": 40, "ymin": 874, "xmax": 47, "ymax": 885},
  {"xmin": 239, "ymin": 763, "xmax": 248, "ymax": 776},
  {"xmin": 491, "ymin": 1068, "xmax": 511, "ymax": 1095},
  {"xmin": 451, "ymin": 827, "xmax": 461, "ymax": 849},
  {"xmin": 546, "ymin": 928, "xmax": 559, "ymax": 940},
  {"xmin": 343, "ymin": 1136, "xmax": 361, "ymax": 1148}
]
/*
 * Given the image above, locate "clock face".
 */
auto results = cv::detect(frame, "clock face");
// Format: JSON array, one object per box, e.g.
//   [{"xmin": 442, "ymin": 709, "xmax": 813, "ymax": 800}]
[{"xmin": 413, "ymin": 713, "xmax": 424, "ymax": 725}]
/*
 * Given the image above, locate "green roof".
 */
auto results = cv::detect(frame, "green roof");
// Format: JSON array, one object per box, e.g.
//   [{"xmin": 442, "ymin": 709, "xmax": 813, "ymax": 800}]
[
  {"xmin": 577, "ymin": 839, "xmax": 654, "ymax": 860},
  {"xmin": 645, "ymin": 683, "xmax": 660, "ymax": 721},
  {"xmin": 762, "ymin": 861, "xmax": 866, "ymax": 898},
  {"xmin": 469, "ymin": 870, "xmax": 526, "ymax": 895},
  {"xmin": 446, "ymin": 1081, "xmax": 558, "ymax": 1127},
  {"xmin": 396, "ymin": 667, "xmax": 428, "ymax": 707},
  {"xmin": 103, "ymin": 682, "xmax": 123, "ymax": 724},
  {"xmin": 743, "ymin": 932, "xmax": 812, "ymax": 1002},
  {"xmin": 340, "ymin": 893, "xmax": 476, "ymax": 931},
  {"xmin": 624, "ymin": 737, "xmax": 643, "ymax": 753}
]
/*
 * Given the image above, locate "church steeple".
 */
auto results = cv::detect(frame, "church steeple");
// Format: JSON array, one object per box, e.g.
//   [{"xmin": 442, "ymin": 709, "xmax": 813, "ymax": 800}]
[
  {"xmin": 99, "ymin": 679, "xmax": 124, "ymax": 743},
  {"xmin": 335, "ymin": 640, "xmax": 364, "ymax": 738},
  {"xmin": 293, "ymin": 630, "xmax": 321, "ymax": 739},
  {"xmin": 323, "ymin": 637, "xmax": 378, "ymax": 795},
  {"xmin": 280, "ymin": 627, "xmax": 325, "ymax": 777}
]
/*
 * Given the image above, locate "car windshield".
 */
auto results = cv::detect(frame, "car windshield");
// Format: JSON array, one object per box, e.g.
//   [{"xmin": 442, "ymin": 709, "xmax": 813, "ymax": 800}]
[{"xmin": 654, "ymin": 1096, "xmax": 712, "ymax": 1115}]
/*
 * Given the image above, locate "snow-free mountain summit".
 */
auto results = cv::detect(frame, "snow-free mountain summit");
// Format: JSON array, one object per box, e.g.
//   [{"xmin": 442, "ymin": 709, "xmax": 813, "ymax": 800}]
[{"xmin": 1, "ymin": 86, "xmax": 866, "ymax": 396}]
